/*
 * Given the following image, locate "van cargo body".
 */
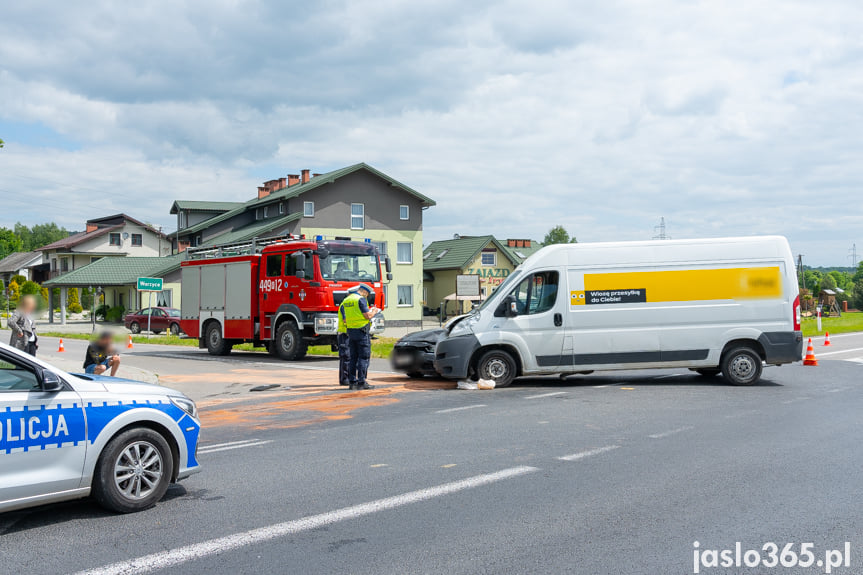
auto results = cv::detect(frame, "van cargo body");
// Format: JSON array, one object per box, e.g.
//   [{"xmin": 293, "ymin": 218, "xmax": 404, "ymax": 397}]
[{"xmin": 434, "ymin": 236, "xmax": 803, "ymax": 387}]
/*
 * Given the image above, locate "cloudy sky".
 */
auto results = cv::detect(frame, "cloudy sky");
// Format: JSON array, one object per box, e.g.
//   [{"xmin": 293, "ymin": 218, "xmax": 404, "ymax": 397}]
[{"xmin": 1, "ymin": 0, "xmax": 861, "ymax": 265}]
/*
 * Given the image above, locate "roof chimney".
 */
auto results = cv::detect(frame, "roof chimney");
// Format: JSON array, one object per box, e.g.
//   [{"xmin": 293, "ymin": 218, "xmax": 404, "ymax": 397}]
[
  {"xmin": 258, "ymin": 186, "xmax": 270, "ymax": 200},
  {"xmin": 312, "ymin": 173, "xmax": 322, "ymax": 178},
  {"xmin": 278, "ymin": 177, "xmax": 286, "ymax": 190},
  {"xmin": 301, "ymin": 169, "xmax": 310, "ymax": 184},
  {"xmin": 288, "ymin": 174, "xmax": 300, "ymax": 186},
  {"xmin": 507, "ymin": 239, "xmax": 516, "ymax": 247},
  {"xmin": 524, "ymin": 240, "xmax": 531, "ymax": 248}
]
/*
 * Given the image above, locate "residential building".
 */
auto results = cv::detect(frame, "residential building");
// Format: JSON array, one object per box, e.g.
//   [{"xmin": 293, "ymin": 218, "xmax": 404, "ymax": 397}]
[
  {"xmin": 0, "ymin": 251, "xmax": 44, "ymax": 285},
  {"xmin": 38, "ymin": 214, "xmax": 169, "ymax": 280},
  {"xmin": 43, "ymin": 255, "xmax": 183, "ymax": 325},
  {"xmin": 423, "ymin": 236, "xmax": 542, "ymax": 317},
  {"xmin": 171, "ymin": 163, "xmax": 435, "ymax": 326},
  {"xmin": 169, "ymin": 200, "xmax": 244, "ymax": 245}
]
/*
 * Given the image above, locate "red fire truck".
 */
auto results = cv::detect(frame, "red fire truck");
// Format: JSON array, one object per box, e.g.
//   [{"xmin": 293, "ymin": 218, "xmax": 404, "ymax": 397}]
[{"xmin": 180, "ymin": 234, "xmax": 389, "ymax": 360}]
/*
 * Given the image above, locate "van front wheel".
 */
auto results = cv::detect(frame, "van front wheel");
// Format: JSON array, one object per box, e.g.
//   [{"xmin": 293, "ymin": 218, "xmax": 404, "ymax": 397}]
[
  {"xmin": 721, "ymin": 347, "xmax": 762, "ymax": 386},
  {"xmin": 477, "ymin": 349, "xmax": 517, "ymax": 388}
]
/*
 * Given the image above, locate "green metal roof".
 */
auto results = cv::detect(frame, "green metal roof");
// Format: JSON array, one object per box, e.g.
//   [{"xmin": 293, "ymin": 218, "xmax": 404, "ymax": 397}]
[
  {"xmin": 500, "ymin": 241, "xmax": 543, "ymax": 264},
  {"xmin": 423, "ymin": 236, "xmax": 542, "ymax": 271},
  {"xmin": 43, "ymin": 256, "xmax": 182, "ymax": 287},
  {"xmin": 170, "ymin": 200, "xmax": 244, "ymax": 214},
  {"xmin": 200, "ymin": 213, "xmax": 301, "ymax": 247},
  {"xmin": 178, "ymin": 163, "xmax": 435, "ymax": 237}
]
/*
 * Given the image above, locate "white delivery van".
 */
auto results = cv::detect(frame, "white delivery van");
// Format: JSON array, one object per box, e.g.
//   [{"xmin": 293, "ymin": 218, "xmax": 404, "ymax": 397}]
[{"xmin": 434, "ymin": 236, "xmax": 803, "ymax": 387}]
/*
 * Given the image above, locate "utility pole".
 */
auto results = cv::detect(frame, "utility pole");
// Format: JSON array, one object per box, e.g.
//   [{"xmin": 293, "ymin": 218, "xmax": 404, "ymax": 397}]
[
  {"xmin": 653, "ymin": 217, "xmax": 670, "ymax": 240},
  {"xmin": 797, "ymin": 254, "xmax": 806, "ymax": 291}
]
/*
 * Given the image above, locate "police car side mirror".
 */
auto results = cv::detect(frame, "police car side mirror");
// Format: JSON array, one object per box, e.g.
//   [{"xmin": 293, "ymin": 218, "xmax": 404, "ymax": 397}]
[{"xmin": 41, "ymin": 370, "xmax": 63, "ymax": 392}]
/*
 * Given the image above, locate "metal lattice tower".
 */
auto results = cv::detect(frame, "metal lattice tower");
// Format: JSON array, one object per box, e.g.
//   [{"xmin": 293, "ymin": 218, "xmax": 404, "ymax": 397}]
[
  {"xmin": 850, "ymin": 243, "xmax": 858, "ymax": 267},
  {"xmin": 653, "ymin": 217, "xmax": 670, "ymax": 240}
]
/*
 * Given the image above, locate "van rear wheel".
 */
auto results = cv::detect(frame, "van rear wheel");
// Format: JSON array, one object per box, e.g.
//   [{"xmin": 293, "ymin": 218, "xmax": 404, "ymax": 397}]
[
  {"xmin": 477, "ymin": 349, "xmax": 517, "ymax": 388},
  {"xmin": 721, "ymin": 347, "xmax": 762, "ymax": 386}
]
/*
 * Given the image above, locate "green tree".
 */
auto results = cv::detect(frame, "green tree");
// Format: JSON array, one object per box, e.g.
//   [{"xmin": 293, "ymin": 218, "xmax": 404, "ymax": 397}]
[
  {"xmin": 0, "ymin": 228, "xmax": 23, "ymax": 260},
  {"xmin": 20, "ymin": 280, "xmax": 40, "ymax": 296},
  {"xmin": 853, "ymin": 279, "xmax": 863, "ymax": 311},
  {"xmin": 820, "ymin": 273, "xmax": 837, "ymax": 292},
  {"xmin": 542, "ymin": 225, "xmax": 578, "ymax": 245},
  {"xmin": 14, "ymin": 222, "xmax": 69, "ymax": 251},
  {"xmin": 0, "ymin": 138, "xmax": 4, "ymax": 148},
  {"xmin": 7, "ymin": 280, "xmax": 20, "ymax": 306},
  {"xmin": 854, "ymin": 262, "xmax": 863, "ymax": 283}
]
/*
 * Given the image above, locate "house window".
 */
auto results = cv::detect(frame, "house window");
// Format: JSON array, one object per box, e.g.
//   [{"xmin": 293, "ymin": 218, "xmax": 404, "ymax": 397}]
[
  {"xmin": 179, "ymin": 212, "xmax": 187, "ymax": 229},
  {"xmin": 279, "ymin": 203, "xmax": 285, "ymax": 215},
  {"xmin": 397, "ymin": 285, "xmax": 413, "ymax": 307},
  {"xmin": 396, "ymin": 242, "xmax": 413, "ymax": 264},
  {"xmin": 90, "ymin": 256, "xmax": 102, "ymax": 264},
  {"xmin": 256, "ymin": 208, "xmax": 263, "ymax": 220},
  {"xmin": 351, "ymin": 203, "xmax": 364, "ymax": 230},
  {"xmin": 481, "ymin": 251, "xmax": 496, "ymax": 266},
  {"xmin": 371, "ymin": 241, "xmax": 387, "ymax": 256},
  {"xmin": 263, "ymin": 206, "xmax": 269, "ymax": 218},
  {"xmin": 304, "ymin": 201, "xmax": 315, "ymax": 217},
  {"xmin": 399, "ymin": 205, "xmax": 409, "ymax": 220},
  {"xmin": 195, "ymin": 235, "xmax": 202, "ymax": 247},
  {"xmin": 109, "ymin": 233, "xmax": 121, "ymax": 246},
  {"xmin": 51, "ymin": 259, "xmax": 57, "ymax": 272},
  {"xmin": 60, "ymin": 258, "xmax": 69, "ymax": 272},
  {"xmin": 131, "ymin": 234, "xmax": 143, "ymax": 247}
]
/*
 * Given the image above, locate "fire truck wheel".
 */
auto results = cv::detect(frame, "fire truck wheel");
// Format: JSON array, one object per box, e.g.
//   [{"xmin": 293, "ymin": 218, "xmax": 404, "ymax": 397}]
[
  {"xmin": 274, "ymin": 321, "xmax": 308, "ymax": 361},
  {"xmin": 205, "ymin": 322, "xmax": 232, "ymax": 356}
]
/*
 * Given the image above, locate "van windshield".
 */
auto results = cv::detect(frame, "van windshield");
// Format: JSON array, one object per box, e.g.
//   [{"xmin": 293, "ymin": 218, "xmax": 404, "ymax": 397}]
[
  {"xmin": 475, "ymin": 269, "xmax": 522, "ymax": 313},
  {"xmin": 319, "ymin": 250, "xmax": 380, "ymax": 283}
]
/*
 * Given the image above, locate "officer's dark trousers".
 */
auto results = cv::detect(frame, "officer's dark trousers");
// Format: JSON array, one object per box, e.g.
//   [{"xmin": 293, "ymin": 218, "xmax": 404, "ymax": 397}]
[
  {"xmin": 337, "ymin": 333, "xmax": 350, "ymax": 385},
  {"xmin": 347, "ymin": 328, "xmax": 371, "ymax": 386}
]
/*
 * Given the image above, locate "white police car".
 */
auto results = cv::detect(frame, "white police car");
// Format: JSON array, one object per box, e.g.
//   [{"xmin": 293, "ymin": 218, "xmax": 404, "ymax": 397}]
[{"xmin": 0, "ymin": 341, "xmax": 201, "ymax": 513}]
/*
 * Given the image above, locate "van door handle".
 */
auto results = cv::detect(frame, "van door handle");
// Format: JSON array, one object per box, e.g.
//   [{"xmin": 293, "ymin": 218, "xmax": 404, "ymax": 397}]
[{"xmin": 554, "ymin": 313, "xmax": 563, "ymax": 327}]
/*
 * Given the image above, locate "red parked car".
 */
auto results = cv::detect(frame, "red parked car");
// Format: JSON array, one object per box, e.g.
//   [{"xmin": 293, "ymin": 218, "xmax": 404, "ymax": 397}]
[{"xmin": 124, "ymin": 307, "xmax": 183, "ymax": 335}]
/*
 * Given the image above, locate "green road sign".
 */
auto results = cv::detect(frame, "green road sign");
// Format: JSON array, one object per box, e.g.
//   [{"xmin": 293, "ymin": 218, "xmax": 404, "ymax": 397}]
[{"xmin": 137, "ymin": 277, "xmax": 164, "ymax": 291}]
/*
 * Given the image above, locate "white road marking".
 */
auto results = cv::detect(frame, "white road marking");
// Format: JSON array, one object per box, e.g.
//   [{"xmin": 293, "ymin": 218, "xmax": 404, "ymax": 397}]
[
  {"xmin": 648, "ymin": 426, "xmax": 694, "ymax": 439},
  {"xmin": 817, "ymin": 347, "xmax": 863, "ymax": 357},
  {"xmin": 524, "ymin": 391, "xmax": 568, "ymax": 399},
  {"xmin": 846, "ymin": 358, "xmax": 863, "ymax": 364},
  {"xmin": 826, "ymin": 388, "xmax": 846, "ymax": 393},
  {"xmin": 198, "ymin": 440, "xmax": 273, "ymax": 454},
  {"xmin": 557, "ymin": 445, "xmax": 620, "ymax": 461},
  {"xmin": 435, "ymin": 404, "xmax": 487, "ymax": 414},
  {"xmin": 592, "ymin": 384, "xmax": 611, "ymax": 389},
  {"xmin": 75, "ymin": 466, "xmax": 539, "ymax": 575},
  {"xmin": 198, "ymin": 439, "xmax": 265, "ymax": 450},
  {"xmin": 781, "ymin": 397, "xmax": 812, "ymax": 405},
  {"xmin": 654, "ymin": 374, "xmax": 684, "ymax": 379}
]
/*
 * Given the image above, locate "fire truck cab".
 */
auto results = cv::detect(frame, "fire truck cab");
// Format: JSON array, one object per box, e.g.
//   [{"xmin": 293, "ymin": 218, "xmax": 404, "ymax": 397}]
[{"xmin": 180, "ymin": 235, "xmax": 389, "ymax": 360}]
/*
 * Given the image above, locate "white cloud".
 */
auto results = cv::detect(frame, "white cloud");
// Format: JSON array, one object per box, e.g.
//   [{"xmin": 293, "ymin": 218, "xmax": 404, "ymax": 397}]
[{"xmin": 0, "ymin": 0, "xmax": 861, "ymax": 264}]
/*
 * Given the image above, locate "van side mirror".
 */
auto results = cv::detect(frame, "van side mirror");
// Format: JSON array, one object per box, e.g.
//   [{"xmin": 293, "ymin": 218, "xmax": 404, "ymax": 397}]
[
  {"xmin": 41, "ymin": 370, "xmax": 64, "ymax": 392},
  {"xmin": 495, "ymin": 295, "xmax": 518, "ymax": 318},
  {"xmin": 293, "ymin": 252, "xmax": 306, "ymax": 279}
]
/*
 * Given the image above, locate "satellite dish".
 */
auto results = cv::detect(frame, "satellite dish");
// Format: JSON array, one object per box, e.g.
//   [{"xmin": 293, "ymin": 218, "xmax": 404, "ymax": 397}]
[{"xmin": 122, "ymin": 232, "xmax": 130, "ymax": 239}]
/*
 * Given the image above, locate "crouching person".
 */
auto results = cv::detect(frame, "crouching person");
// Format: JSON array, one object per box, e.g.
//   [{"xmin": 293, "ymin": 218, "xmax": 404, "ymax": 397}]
[{"xmin": 83, "ymin": 331, "xmax": 121, "ymax": 376}]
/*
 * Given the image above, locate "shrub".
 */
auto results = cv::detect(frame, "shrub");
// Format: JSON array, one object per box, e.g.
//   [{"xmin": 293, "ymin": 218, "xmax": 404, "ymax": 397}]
[
  {"xmin": 20, "ymin": 280, "xmax": 40, "ymax": 295},
  {"xmin": 106, "ymin": 305, "xmax": 126, "ymax": 323},
  {"xmin": 11, "ymin": 274, "xmax": 26, "ymax": 286},
  {"xmin": 66, "ymin": 287, "xmax": 82, "ymax": 313},
  {"xmin": 853, "ymin": 279, "xmax": 863, "ymax": 311},
  {"xmin": 95, "ymin": 304, "xmax": 110, "ymax": 320}
]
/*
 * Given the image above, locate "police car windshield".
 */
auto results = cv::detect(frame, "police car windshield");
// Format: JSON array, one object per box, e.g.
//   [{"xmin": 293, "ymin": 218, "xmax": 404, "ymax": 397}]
[{"xmin": 319, "ymin": 250, "xmax": 380, "ymax": 283}]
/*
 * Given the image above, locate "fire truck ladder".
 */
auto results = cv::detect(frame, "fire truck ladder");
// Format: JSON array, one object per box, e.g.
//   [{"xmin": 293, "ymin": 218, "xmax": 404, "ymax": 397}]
[{"xmin": 185, "ymin": 234, "xmax": 304, "ymax": 260}]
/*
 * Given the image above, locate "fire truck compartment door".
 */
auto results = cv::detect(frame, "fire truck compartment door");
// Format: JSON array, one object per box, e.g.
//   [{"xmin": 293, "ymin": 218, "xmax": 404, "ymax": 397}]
[{"xmin": 225, "ymin": 262, "xmax": 252, "ymax": 320}]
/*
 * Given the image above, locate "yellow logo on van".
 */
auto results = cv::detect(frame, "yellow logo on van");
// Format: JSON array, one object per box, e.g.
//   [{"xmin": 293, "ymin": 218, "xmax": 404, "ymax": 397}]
[
  {"xmin": 570, "ymin": 291, "xmax": 586, "ymax": 305},
  {"xmin": 578, "ymin": 267, "xmax": 782, "ymax": 304}
]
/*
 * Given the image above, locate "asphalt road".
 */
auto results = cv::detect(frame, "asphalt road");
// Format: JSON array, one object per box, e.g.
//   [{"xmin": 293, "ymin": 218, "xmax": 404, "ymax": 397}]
[{"xmin": 2, "ymin": 332, "xmax": 862, "ymax": 575}]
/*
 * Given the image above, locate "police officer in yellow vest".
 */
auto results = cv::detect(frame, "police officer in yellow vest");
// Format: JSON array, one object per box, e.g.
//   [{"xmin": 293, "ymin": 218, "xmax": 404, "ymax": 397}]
[
  {"xmin": 339, "ymin": 283, "xmax": 380, "ymax": 390},
  {"xmin": 336, "ymin": 305, "xmax": 350, "ymax": 386}
]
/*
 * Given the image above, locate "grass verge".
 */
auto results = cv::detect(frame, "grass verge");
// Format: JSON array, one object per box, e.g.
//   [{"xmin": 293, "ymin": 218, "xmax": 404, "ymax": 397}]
[{"xmin": 801, "ymin": 312, "xmax": 863, "ymax": 337}]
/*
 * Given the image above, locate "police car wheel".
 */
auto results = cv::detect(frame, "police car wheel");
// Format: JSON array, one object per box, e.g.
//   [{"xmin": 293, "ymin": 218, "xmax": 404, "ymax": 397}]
[
  {"xmin": 274, "ymin": 321, "xmax": 308, "ymax": 361},
  {"xmin": 477, "ymin": 349, "xmax": 516, "ymax": 388},
  {"xmin": 93, "ymin": 428, "xmax": 174, "ymax": 513},
  {"xmin": 720, "ymin": 347, "xmax": 763, "ymax": 386},
  {"xmin": 129, "ymin": 322, "xmax": 141, "ymax": 334}
]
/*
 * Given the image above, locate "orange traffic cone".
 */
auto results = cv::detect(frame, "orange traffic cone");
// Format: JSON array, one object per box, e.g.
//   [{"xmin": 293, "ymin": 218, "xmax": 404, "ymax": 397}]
[
  {"xmin": 803, "ymin": 338, "xmax": 818, "ymax": 366},
  {"xmin": 127, "ymin": 334, "xmax": 134, "ymax": 349},
  {"xmin": 823, "ymin": 332, "xmax": 832, "ymax": 346},
  {"xmin": 57, "ymin": 338, "xmax": 65, "ymax": 353}
]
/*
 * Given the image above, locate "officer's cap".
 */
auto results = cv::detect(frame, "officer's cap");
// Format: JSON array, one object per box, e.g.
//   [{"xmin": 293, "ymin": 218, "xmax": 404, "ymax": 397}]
[{"xmin": 350, "ymin": 283, "xmax": 373, "ymax": 294}]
